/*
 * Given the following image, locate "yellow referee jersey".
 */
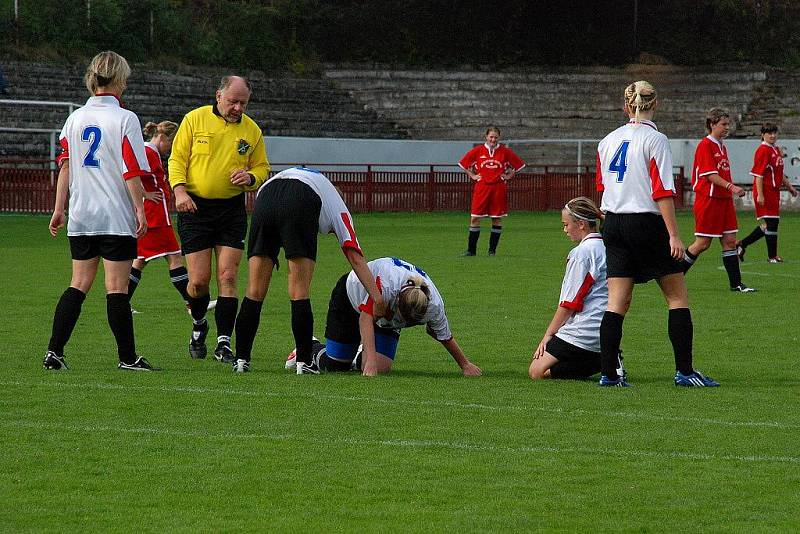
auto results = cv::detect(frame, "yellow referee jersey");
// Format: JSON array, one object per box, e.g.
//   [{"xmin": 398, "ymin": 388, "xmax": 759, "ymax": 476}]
[{"xmin": 168, "ymin": 105, "xmax": 270, "ymax": 199}]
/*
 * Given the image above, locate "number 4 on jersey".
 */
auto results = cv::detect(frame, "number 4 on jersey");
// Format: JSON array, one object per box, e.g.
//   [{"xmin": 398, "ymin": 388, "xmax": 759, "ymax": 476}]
[{"xmin": 609, "ymin": 140, "xmax": 630, "ymax": 182}]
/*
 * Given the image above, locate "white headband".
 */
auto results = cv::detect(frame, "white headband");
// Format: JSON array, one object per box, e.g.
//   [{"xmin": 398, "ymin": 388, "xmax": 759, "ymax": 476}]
[{"xmin": 565, "ymin": 205, "xmax": 597, "ymax": 223}]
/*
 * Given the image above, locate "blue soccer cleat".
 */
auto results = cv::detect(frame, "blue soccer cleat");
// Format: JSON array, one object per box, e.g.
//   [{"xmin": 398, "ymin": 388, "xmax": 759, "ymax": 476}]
[
  {"xmin": 599, "ymin": 375, "xmax": 630, "ymax": 387},
  {"xmin": 674, "ymin": 370, "xmax": 720, "ymax": 387}
]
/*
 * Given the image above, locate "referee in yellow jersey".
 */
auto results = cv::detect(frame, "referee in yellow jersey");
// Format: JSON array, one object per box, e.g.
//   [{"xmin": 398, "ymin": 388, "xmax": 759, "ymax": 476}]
[{"xmin": 168, "ymin": 76, "xmax": 269, "ymax": 362}]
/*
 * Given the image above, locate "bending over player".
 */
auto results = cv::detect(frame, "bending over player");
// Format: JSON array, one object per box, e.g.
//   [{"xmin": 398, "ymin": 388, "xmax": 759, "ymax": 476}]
[
  {"xmin": 287, "ymin": 256, "xmax": 482, "ymax": 377},
  {"xmin": 529, "ymin": 197, "xmax": 619, "ymax": 380}
]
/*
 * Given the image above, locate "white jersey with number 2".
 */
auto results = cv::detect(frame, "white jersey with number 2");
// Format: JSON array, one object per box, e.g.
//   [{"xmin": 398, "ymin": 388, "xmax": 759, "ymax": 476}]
[
  {"xmin": 596, "ymin": 119, "xmax": 676, "ymax": 214},
  {"xmin": 57, "ymin": 95, "xmax": 151, "ymax": 237}
]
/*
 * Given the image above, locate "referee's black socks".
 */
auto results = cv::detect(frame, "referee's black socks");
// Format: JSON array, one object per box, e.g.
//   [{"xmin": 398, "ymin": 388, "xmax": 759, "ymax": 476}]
[
  {"xmin": 599, "ymin": 311, "xmax": 625, "ymax": 379},
  {"xmin": 668, "ymin": 307, "xmax": 693, "ymax": 375},
  {"xmin": 234, "ymin": 297, "xmax": 263, "ymax": 362},
  {"xmin": 188, "ymin": 293, "xmax": 211, "ymax": 322},
  {"xmin": 48, "ymin": 286, "xmax": 86, "ymax": 357},
  {"xmin": 169, "ymin": 266, "xmax": 190, "ymax": 302},
  {"xmin": 214, "ymin": 296, "xmax": 238, "ymax": 339},
  {"xmin": 291, "ymin": 299, "xmax": 314, "ymax": 364}
]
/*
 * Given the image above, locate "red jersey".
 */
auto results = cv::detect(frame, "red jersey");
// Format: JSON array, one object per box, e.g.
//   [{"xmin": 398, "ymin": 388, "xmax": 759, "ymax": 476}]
[
  {"xmin": 692, "ymin": 136, "xmax": 733, "ymax": 199},
  {"xmin": 750, "ymin": 142, "xmax": 784, "ymax": 190},
  {"xmin": 142, "ymin": 143, "xmax": 172, "ymax": 228},
  {"xmin": 459, "ymin": 143, "xmax": 526, "ymax": 185}
]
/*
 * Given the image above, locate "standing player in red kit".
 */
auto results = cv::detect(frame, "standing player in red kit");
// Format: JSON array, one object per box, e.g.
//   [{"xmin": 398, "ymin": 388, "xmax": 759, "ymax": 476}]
[
  {"xmin": 682, "ymin": 108, "xmax": 755, "ymax": 292},
  {"xmin": 459, "ymin": 126, "xmax": 525, "ymax": 256},
  {"xmin": 596, "ymin": 80, "xmax": 718, "ymax": 387},
  {"xmin": 737, "ymin": 123, "xmax": 798, "ymax": 263}
]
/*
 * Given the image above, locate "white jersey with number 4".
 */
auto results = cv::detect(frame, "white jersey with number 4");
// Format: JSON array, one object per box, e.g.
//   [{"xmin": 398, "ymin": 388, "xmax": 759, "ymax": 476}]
[
  {"xmin": 57, "ymin": 95, "xmax": 151, "ymax": 237},
  {"xmin": 259, "ymin": 166, "xmax": 362, "ymax": 253},
  {"xmin": 596, "ymin": 119, "xmax": 676, "ymax": 214},
  {"xmin": 345, "ymin": 257, "xmax": 452, "ymax": 341}
]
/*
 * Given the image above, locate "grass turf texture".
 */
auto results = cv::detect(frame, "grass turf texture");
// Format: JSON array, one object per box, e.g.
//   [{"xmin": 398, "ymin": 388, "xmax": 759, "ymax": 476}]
[{"xmin": 1, "ymin": 211, "xmax": 799, "ymax": 532}]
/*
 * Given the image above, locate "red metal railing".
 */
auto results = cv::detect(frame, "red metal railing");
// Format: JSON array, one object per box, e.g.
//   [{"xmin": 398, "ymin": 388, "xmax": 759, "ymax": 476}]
[{"xmin": 0, "ymin": 163, "xmax": 685, "ymax": 214}]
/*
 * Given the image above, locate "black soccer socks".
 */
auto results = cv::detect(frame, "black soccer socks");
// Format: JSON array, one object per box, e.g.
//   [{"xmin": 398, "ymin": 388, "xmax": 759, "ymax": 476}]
[
  {"xmin": 740, "ymin": 225, "xmax": 764, "ymax": 249},
  {"xmin": 600, "ymin": 311, "xmax": 625, "ymax": 379},
  {"xmin": 187, "ymin": 292, "xmax": 211, "ymax": 322},
  {"xmin": 466, "ymin": 226, "xmax": 480, "ymax": 255},
  {"xmin": 668, "ymin": 307, "xmax": 693, "ymax": 375},
  {"xmin": 234, "ymin": 297, "xmax": 263, "ymax": 362},
  {"xmin": 488, "ymin": 225, "xmax": 503, "ymax": 254},
  {"xmin": 48, "ymin": 286, "xmax": 86, "ymax": 356},
  {"xmin": 169, "ymin": 266, "xmax": 190, "ymax": 302},
  {"xmin": 107, "ymin": 292, "xmax": 136, "ymax": 364},
  {"xmin": 291, "ymin": 299, "xmax": 314, "ymax": 364},
  {"xmin": 127, "ymin": 267, "xmax": 142, "ymax": 300},
  {"xmin": 214, "ymin": 296, "xmax": 238, "ymax": 338},
  {"xmin": 682, "ymin": 250, "xmax": 698, "ymax": 273},
  {"xmin": 764, "ymin": 218, "xmax": 779, "ymax": 259},
  {"xmin": 722, "ymin": 249, "xmax": 742, "ymax": 288}
]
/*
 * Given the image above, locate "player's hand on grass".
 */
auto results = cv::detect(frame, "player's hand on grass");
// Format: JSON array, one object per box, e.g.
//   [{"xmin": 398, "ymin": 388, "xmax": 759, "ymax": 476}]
[
  {"xmin": 49, "ymin": 211, "xmax": 65, "ymax": 237},
  {"xmin": 461, "ymin": 362, "xmax": 482, "ymax": 376},
  {"xmin": 362, "ymin": 363, "xmax": 378, "ymax": 377}
]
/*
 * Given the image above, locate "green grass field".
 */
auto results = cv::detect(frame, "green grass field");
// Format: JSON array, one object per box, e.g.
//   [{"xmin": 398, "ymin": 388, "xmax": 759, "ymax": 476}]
[{"xmin": 1, "ymin": 211, "xmax": 799, "ymax": 532}]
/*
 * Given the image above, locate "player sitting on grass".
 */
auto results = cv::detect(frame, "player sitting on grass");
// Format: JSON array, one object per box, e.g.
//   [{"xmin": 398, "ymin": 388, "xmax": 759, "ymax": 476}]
[
  {"xmin": 286, "ymin": 256, "xmax": 482, "ymax": 377},
  {"xmin": 529, "ymin": 197, "xmax": 622, "ymax": 381}
]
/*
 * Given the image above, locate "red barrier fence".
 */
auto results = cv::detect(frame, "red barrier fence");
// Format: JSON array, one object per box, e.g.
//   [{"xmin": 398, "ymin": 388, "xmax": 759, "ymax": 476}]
[{"xmin": 1, "ymin": 164, "xmax": 685, "ymax": 214}]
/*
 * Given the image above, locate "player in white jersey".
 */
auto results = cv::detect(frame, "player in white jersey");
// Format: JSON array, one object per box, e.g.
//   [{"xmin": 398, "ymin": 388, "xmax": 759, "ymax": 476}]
[
  {"xmin": 529, "ymin": 197, "xmax": 615, "ymax": 380},
  {"xmin": 595, "ymin": 81, "xmax": 718, "ymax": 387},
  {"xmin": 43, "ymin": 51, "xmax": 156, "ymax": 372},
  {"xmin": 288, "ymin": 256, "xmax": 482, "ymax": 377},
  {"xmin": 233, "ymin": 167, "xmax": 385, "ymax": 373}
]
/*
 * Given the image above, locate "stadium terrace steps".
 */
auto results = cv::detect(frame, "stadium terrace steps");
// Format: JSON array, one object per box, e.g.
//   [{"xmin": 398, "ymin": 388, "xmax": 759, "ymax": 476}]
[
  {"xmin": 0, "ymin": 60, "xmax": 409, "ymax": 157},
  {"xmin": 324, "ymin": 66, "xmax": 767, "ymax": 142}
]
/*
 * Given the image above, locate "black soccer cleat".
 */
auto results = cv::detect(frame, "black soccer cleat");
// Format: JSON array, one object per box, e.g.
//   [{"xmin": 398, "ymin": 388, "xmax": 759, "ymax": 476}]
[
  {"xmin": 189, "ymin": 320, "xmax": 209, "ymax": 359},
  {"xmin": 460, "ymin": 250, "xmax": 476, "ymax": 257},
  {"xmin": 214, "ymin": 343, "xmax": 235, "ymax": 364},
  {"xmin": 118, "ymin": 355, "xmax": 158, "ymax": 371},
  {"xmin": 43, "ymin": 351, "xmax": 69, "ymax": 370},
  {"xmin": 730, "ymin": 284, "xmax": 756, "ymax": 293}
]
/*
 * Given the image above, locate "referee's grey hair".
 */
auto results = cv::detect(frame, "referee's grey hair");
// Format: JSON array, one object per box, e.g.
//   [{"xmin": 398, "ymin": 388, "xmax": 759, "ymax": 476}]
[
  {"xmin": 85, "ymin": 51, "xmax": 130, "ymax": 95},
  {"xmin": 219, "ymin": 75, "xmax": 252, "ymax": 93},
  {"xmin": 624, "ymin": 80, "xmax": 657, "ymax": 124}
]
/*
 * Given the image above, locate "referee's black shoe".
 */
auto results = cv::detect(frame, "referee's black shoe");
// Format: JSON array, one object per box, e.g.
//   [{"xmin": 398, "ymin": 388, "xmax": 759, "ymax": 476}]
[
  {"xmin": 43, "ymin": 351, "xmax": 69, "ymax": 370},
  {"xmin": 214, "ymin": 342, "xmax": 235, "ymax": 364},
  {"xmin": 189, "ymin": 320, "xmax": 209, "ymax": 359},
  {"xmin": 118, "ymin": 355, "xmax": 159, "ymax": 371}
]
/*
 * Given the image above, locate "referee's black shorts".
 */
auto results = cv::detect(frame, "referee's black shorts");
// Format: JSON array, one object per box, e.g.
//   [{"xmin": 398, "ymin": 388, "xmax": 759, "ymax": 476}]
[
  {"xmin": 247, "ymin": 179, "xmax": 321, "ymax": 267},
  {"xmin": 177, "ymin": 193, "xmax": 247, "ymax": 255},
  {"xmin": 603, "ymin": 212, "xmax": 683, "ymax": 283}
]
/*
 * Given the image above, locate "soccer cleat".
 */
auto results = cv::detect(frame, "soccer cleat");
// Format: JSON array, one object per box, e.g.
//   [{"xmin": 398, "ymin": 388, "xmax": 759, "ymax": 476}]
[
  {"xmin": 118, "ymin": 356, "xmax": 157, "ymax": 371},
  {"xmin": 488, "ymin": 250, "xmax": 496, "ymax": 256},
  {"xmin": 130, "ymin": 306, "xmax": 141, "ymax": 315},
  {"xmin": 285, "ymin": 348, "xmax": 297, "ymax": 370},
  {"xmin": 674, "ymin": 370, "xmax": 720, "ymax": 387},
  {"xmin": 352, "ymin": 343, "xmax": 364, "ymax": 371},
  {"xmin": 214, "ymin": 343, "xmax": 235, "ymax": 364},
  {"xmin": 207, "ymin": 299, "xmax": 217, "ymax": 311},
  {"xmin": 616, "ymin": 350, "xmax": 627, "ymax": 380},
  {"xmin": 43, "ymin": 351, "xmax": 69, "ymax": 370},
  {"xmin": 233, "ymin": 358, "xmax": 250, "ymax": 373},
  {"xmin": 188, "ymin": 320, "xmax": 209, "ymax": 359},
  {"xmin": 599, "ymin": 374, "xmax": 630, "ymax": 387},
  {"xmin": 768, "ymin": 256, "xmax": 783, "ymax": 263},
  {"xmin": 296, "ymin": 360, "xmax": 320, "ymax": 375},
  {"xmin": 735, "ymin": 241, "xmax": 746, "ymax": 262},
  {"xmin": 460, "ymin": 250, "xmax": 476, "ymax": 257},
  {"xmin": 730, "ymin": 284, "xmax": 756, "ymax": 293}
]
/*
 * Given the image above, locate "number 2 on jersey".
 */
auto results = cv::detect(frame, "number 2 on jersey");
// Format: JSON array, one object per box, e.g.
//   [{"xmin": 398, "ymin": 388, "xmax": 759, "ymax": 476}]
[
  {"xmin": 609, "ymin": 140, "xmax": 630, "ymax": 182},
  {"xmin": 81, "ymin": 126, "xmax": 102, "ymax": 168},
  {"xmin": 391, "ymin": 257, "xmax": 428, "ymax": 278}
]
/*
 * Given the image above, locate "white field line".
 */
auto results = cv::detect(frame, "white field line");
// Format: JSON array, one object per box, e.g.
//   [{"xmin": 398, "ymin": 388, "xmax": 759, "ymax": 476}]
[
  {"xmin": 2, "ymin": 380, "xmax": 799, "ymax": 431},
  {"xmin": 3, "ymin": 420, "xmax": 799, "ymax": 465},
  {"xmin": 715, "ymin": 265, "xmax": 799, "ymax": 278}
]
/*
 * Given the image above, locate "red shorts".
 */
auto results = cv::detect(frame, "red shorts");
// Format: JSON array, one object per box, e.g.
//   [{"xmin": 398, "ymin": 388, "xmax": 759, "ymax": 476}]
[
  {"xmin": 693, "ymin": 195, "xmax": 738, "ymax": 237},
  {"xmin": 137, "ymin": 225, "xmax": 182, "ymax": 261},
  {"xmin": 471, "ymin": 180, "xmax": 508, "ymax": 218},
  {"xmin": 754, "ymin": 188, "xmax": 780, "ymax": 219}
]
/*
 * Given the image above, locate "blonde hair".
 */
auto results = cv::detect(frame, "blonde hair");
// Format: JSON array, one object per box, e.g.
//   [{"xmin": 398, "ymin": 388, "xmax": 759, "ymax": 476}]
[
  {"xmin": 84, "ymin": 51, "xmax": 130, "ymax": 95},
  {"xmin": 624, "ymin": 80, "xmax": 657, "ymax": 123},
  {"xmin": 142, "ymin": 120, "xmax": 179, "ymax": 142},
  {"xmin": 564, "ymin": 196, "xmax": 603, "ymax": 229},
  {"xmin": 398, "ymin": 276, "xmax": 431, "ymax": 325},
  {"xmin": 705, "ymin": 108, "xmax": 730, "ymax": 132}
]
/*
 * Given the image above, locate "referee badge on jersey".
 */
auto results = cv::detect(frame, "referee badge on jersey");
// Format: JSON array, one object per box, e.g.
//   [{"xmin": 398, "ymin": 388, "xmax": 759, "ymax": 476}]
[{"xmin": 237, "ymin": 139, "xmax": 251, "ymax": 155}]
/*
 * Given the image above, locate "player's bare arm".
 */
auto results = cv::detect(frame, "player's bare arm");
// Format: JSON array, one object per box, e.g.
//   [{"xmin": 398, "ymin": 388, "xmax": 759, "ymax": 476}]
[
  {"xmin": 49, "ymin": 163, "xmax": 70, "ymax": 237},
  {"xmin": 706, "ymin": 172, "xmax": 745, "ymax": 197},
  {"xmin": 344, "ymin": 247, "xmax": 386, "ymax": 318},
  {"xmin": 655, "ymin": 196, "xmax": 685, "ymax": 260}
]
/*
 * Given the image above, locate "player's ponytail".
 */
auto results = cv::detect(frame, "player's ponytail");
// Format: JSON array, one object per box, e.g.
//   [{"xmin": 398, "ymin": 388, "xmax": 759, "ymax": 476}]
[
  {"xmin": 624, "ymin": 80, "xmax": 657, "ymax": 124},
  {"xmin": 398, "ymin": 276, "xmax": 430, "ymax": 325},
  {"xmin": 142, "ymin": 120, "xmax": 179, "ymax": 142},
  {"xmin": 564, "ymin": 196, "xmax": 603, "ymax": 231},
  {"xmin": 85, "ymin": 51, "xmax": 131, "ymax": 95}
]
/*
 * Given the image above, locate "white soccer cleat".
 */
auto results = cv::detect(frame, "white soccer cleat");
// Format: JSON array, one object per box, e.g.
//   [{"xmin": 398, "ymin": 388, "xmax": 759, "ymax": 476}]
[
  {"xmin": 285, "ymin": 348, "xmax": 297, "ymax": 370},
  {"xmin": 207, "ymin": 299, "xmax": 217, "ymax": 311}
]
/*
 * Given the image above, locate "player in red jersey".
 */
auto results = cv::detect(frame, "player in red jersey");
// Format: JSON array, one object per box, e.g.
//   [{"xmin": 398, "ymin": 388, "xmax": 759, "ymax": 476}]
[
  {"xmin": 126, "ymin": 121, "xmax": 210, "ymax": 314},
  {"xmin": 458, "ymin": 126, "xmax": 526, "ymax": 256},
  {"xmin": 682, "ymin": 108, "xmax": 755, "ymax": 292},
  {"xmin": 737, "ymin": 123, "xmax": 798, "ymax": 263}
]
